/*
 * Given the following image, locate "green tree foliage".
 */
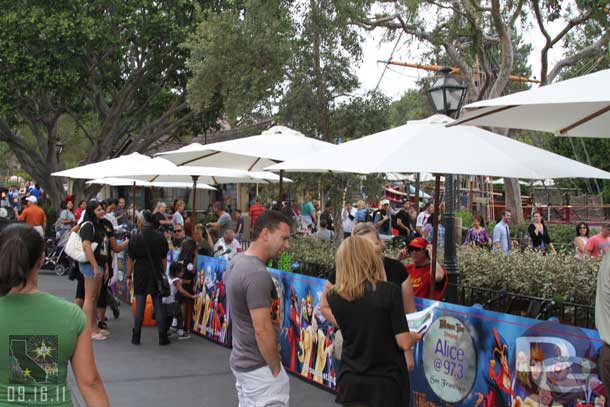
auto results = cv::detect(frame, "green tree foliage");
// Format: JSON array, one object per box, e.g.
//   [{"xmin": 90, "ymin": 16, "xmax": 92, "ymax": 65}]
[
  {"xmin": 387, "ymin": 89, "xmax": 433, "ymax": 127},
  {"xmin": 183, "ymin": 0, "xmax": 294, "ymax": 122},
  {"xmin": 0, "ymin": 1, "xmax": 219, "ymax": 206}
]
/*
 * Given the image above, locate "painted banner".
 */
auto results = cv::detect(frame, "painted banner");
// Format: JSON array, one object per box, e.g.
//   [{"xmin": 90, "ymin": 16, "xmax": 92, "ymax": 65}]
[
  {"xmin": 410, "ymin": 298, "xmax": 606, "ymax": 407},
  {"xmin": 193, "ymin": 255, "xmax": 230, "ymax": 345},
  {"xmin": 270, "ymin": 268, "xmax": 337, "ymax": 390},
  {"xmin": 170, "ymin": 254, "xmax": 609, "ymax": 405},
  {"xmin": 191, "ymin": 256, "xmax": 338, "ymax": 388},
  {"xmin": 109, "ymin": 241, "xmax": 130, "ymax": 304}
]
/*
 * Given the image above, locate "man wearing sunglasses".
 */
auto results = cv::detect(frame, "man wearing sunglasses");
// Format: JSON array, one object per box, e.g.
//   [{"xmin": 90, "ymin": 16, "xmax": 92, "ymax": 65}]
[
  {"xmin": 403, "ymin": 237, "xmax": 447, "ymax": 300},
  {"xmin": 172, "ymin": 225, "xmax": 186, "ymax": 248}
]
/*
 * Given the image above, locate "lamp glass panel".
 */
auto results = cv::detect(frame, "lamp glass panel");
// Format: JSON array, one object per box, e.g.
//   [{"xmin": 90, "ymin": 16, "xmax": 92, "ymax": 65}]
[{"xmin": 429, "ymin": 88, "xmax": 445, "ymax": 113}]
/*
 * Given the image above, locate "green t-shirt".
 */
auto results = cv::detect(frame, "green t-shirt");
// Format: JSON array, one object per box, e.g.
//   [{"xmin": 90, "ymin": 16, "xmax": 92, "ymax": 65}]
[
  {"xmin": 0, "ymin": 292, "xmax": 86, "ymax": 407},
  {"xmin": 300, "ymin": 202, "xmax": 315, "ymax": 217}
]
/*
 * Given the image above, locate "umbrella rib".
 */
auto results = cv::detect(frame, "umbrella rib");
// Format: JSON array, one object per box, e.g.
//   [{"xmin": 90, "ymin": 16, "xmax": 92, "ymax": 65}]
[
  {"xmin": 248, "ymin": 157, "xmax": 261, "ymax": 172},
  {"xmin": 179, "ymin": 151, "xmax": 221, "ymax": 166},
  {"xmin": 559, "ymin": 103, "xmax": 610, "ymax": 135},
  {"xmin": 448, "ymin": 105, "xmax": 516, "ymax": 126}
]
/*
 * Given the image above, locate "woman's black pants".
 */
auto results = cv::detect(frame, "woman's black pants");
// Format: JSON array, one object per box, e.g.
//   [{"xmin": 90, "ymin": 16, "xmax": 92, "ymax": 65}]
[{"xmin": 133, "ymin": 294, "xmax": 166, "ymax": 333}]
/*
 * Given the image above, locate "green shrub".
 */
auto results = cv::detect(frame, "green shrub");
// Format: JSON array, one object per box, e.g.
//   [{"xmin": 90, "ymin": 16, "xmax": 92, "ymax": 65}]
[
  {"xmin": 458, "ymin": 247, "xmax": 598, "ymax": 305},
  {"xmin": 285, "ymin": 236, "xmax": 337, "ymax": 269},
  {"xmin": 283, "ymin": 235, "xmax": 599, "ymax": 306}
]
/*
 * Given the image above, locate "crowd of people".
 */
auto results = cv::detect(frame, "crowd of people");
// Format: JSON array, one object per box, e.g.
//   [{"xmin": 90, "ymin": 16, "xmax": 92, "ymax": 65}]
[{"xmin": 4, "ymin": 185, "xmax": 610, "ymax": 407}]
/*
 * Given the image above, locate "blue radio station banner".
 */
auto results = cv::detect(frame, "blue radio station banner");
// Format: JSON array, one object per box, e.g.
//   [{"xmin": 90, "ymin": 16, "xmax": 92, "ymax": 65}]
[
  {"xmin": 410, "ymin": 298, "xmax": 606, "ymax": 407},
  {"xmin": 173, "ymin": 254, "xmax": 609, "ymax": 404}
]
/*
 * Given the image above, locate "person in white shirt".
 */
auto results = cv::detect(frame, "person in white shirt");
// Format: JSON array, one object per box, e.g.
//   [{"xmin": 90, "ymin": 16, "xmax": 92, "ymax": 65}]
[
  {"xmin": 341, "ymin": 202, "xmax": 357, "ymax": 238},
  {"xmin": 214, "ymin": 230, "xmax": 242, "ymax": 260},
  {"xmin": 416, "ymin": 202, "xmax": 433, "ymax": 236}
]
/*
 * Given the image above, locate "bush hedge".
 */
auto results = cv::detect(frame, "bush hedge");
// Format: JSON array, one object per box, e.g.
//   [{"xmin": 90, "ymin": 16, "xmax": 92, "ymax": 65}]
[{"xmin": 284, "ymin": 236, "xmax": 599, "ymax": 306}]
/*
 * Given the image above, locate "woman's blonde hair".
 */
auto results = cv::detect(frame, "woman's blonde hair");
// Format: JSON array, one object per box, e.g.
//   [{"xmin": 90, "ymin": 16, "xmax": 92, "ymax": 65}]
[
  {"xmin": 334, "ymin": 236, "xmax": 385, "ymax": 301},
  {"xmin": 351, "ymin": 222, "xmax": 377, "ymax": 237},
  {"xmin": 153, "ymin": 201, "xmax": 166, "ymax": 214},
  {"xmin": 356, "ymin": 200, "xmax": 366, "ymax": 209}
]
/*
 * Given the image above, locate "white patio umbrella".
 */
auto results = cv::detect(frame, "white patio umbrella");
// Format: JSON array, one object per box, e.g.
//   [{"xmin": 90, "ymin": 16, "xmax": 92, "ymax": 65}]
[
  {"xmin": 52, "ymin": 152, "xmax": 158, "ymax": 224},
  {"xmin": 87, "ymin": 178, "xmax": 217, "ymax": 190},
  {"xmin": 267, "ymin": 115, "xmax": 610, "ymax": 179},
  {"xmin": 51, "ymin": 152, "xmax": 153, "ymax": 179},
  {"xmin": 452, "ymin": 68, "xmax": 610, "ymax": 138},
  {"xmin": 267, "ymin": 114, "xmax": 610, "ymax": 297},
  {"xmin": 112, "ymin": 159, "xmax": 291, "ymax": 215},
  {"xmin": 156, "ymin": 125, "xmax": 332, "ymax": 201}
]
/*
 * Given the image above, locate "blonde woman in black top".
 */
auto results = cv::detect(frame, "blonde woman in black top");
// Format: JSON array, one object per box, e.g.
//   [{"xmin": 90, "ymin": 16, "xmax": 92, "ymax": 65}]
[{"xmin": 323, "ymin": 236, "xmax": 421, "ymax": 407}]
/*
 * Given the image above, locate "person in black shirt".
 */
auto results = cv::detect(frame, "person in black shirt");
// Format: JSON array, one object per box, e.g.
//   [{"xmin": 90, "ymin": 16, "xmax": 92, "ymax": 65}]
[
  {"xmin": 351, "ymin": 223, "xmax": 416, "ymax": 313},
  {"xmin": 321, "ymin": 236, "xmax": 421, "ymax": 407},
  {"xmin": 395, "ymin": 198, "xmax": 415, "ymax": 241},
  {"xmin": 96, "ymin": 216, "xmax": 129, "ymax": 332},
  {"xmin": 79, "ymin": 200, "xmax": 108, "ymax": 340},
  {"xmin": 152, "ymin": 201, "xmax": 171, "ymax": 230},
  {"xmin": 126, "ymin": 210, "xmax": 170, "ymax": 345},
  {"xmin": 320, "ymin": 201, "xmax": 334, "ymax": 231}
]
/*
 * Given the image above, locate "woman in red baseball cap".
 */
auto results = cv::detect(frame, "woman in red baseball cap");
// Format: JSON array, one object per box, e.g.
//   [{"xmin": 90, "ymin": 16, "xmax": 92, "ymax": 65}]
[{"xmin": 402, "ymin": 237, "xmax": 447, "ymax": 300}]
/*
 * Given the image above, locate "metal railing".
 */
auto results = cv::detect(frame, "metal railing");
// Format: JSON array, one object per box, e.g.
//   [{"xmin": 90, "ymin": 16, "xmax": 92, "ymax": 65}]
[{"xmin": 453, "ymin": 284, "xmax": 594, "ymax": 329}]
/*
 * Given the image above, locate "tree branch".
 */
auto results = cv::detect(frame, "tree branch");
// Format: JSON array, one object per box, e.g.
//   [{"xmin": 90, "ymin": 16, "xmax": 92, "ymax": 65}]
[
  {"xmin": 488, "ymin": 0, "xmax": 513, "ymax": 97},
  {"xmin": 509, "ymin": 0, "xmax": 526, "ymax": 27},
  {"xmin": 546, "ymin": 30, "xmax": 610, "ymax": 83}
]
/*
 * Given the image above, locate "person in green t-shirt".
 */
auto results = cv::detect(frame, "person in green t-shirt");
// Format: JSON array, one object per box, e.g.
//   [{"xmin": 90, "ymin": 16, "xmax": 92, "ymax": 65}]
[{"xmin": 0, "ymin": 223, "xmax": 109, "ymax": 407}]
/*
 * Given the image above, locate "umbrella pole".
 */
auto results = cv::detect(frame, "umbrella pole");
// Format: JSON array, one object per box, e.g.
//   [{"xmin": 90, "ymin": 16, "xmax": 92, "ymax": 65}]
[
  {"xmin": 279, "ymin": 170, "xmax": 284, "ymax": 207},
  {"xmin": 414, "ymin": 173, "xmax": 421, "ymax": 208},
  {"xmin": 429, "ymin": 174, "xmax": 442, "ymax": 299},
  {"xmin": 131, "ymin": 181, "xmax": 137, "ymax": 227},
  {"xmin": 192, "ymin": 175, "xmax": 199, "ymax": 222}
]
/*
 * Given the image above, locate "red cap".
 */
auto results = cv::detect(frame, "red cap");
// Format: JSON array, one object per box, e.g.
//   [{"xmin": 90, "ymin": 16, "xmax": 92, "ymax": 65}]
[{"xmin": 408, "ymin": 237, "xmax": 428, "ymax": 249}]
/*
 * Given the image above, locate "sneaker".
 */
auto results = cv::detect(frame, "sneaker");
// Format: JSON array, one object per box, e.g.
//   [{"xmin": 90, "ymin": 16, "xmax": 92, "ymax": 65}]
[
  {"xmin": 92, "ymin": 333, "xmax": 107, "ymax": 341},
  {"xmin": 178, "ymin": 332, "xmax": 191, "ymax": 340},
  {"xmin": 177, "ymin": 329, "xmax": 184, "ymax": 337},
  {"xmin": 97, "ymin": 329, "xmax": 110, "ymax": 336},
  {"xmin": 170, "ymin": 326, "xmax": 178, "ymax": 333}
]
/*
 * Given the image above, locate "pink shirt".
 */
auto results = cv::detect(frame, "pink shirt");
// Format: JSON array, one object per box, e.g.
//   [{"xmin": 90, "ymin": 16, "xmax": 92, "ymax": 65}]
[{"xmin": 585, "ymin": 234, "xmax": 610, "ymax": 259}]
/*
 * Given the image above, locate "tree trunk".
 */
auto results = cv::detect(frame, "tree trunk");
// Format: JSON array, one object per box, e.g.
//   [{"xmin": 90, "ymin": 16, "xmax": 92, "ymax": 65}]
[{"xmin": 504, "ymin": 178, "xmax": 524, "ymax": 224}]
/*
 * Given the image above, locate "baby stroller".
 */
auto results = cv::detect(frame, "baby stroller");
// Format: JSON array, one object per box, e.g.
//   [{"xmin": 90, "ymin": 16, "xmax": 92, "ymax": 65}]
[{"xmin": 43, "ymin": 230, "xmax": 75, "ymax": 276}]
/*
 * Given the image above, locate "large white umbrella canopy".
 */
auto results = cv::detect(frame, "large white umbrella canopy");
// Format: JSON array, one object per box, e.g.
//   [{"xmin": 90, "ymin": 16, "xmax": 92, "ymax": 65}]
[
  {"xmin": 452, "ymin": 68, "xmax": 610, "ymax": 138},
  {"xmin": 156, "ymin": 125, "xmax": 333, "ymax": 170},
  {"xmin": 268, "ymin": 114, "xmax": 610, "ymax": 299},
  {"xmin": 87, "ymin": 178, "xmax": 217, "ymax": 190},
  {"xmin": 113, "ymin": 158, "xmax": 290, "ymax": 185},
  {"xmin": 266, "ymin": 115, "xmax": 610, "ymax": 180},
  {"xmin": 52, "ymin": 152, "xmax": 153, "ymax": 180}
]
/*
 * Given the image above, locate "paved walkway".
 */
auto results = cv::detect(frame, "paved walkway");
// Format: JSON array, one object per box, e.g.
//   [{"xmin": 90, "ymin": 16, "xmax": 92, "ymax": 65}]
[{"xmin": 39, "ymin": 271, "xmax": 336, "ymax": 407}]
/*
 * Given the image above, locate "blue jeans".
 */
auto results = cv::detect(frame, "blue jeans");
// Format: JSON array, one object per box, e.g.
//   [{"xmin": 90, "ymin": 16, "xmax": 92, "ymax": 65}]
[{"xmin": 79, "ymin": 262, "xmax": 97, "ymax": 279}]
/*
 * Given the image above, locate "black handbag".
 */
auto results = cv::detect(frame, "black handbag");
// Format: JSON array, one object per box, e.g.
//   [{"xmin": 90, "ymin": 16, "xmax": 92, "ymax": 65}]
[{"xmin": 143, "ymin": 237, "xmax": 170, "ymax": 297}]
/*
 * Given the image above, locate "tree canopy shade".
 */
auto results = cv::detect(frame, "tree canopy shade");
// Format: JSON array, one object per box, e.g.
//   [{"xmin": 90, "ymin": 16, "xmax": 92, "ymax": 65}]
[
  {"xmin": 0, "ymin": 0, "xmax": 220, "ymax": 206},
  {"xmin": 183, "ymin": 0, "xmax": 293, "ymax": 123}
]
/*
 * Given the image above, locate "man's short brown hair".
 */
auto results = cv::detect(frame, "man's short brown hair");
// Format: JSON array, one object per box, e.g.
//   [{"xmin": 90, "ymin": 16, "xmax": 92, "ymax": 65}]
[{"xmin": 251, "ymin": 210, "xmax": 290, "ymax": 241}]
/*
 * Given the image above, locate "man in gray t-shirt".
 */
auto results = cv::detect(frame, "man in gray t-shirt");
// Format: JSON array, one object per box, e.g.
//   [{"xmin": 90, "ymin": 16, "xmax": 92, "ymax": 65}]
[
  {"xmin": 223, "ymin": 210, "xmax": 291, "ymax": 406},
  {"xmin": 207, "ymin": 201, "xmax": 232, "ymax": 236}
]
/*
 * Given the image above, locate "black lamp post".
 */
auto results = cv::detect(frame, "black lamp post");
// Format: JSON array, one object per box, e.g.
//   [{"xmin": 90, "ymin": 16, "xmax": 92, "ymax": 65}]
[{"xmin": 427, "ymin": 66, "xmax": 467, "ymax": 303}]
